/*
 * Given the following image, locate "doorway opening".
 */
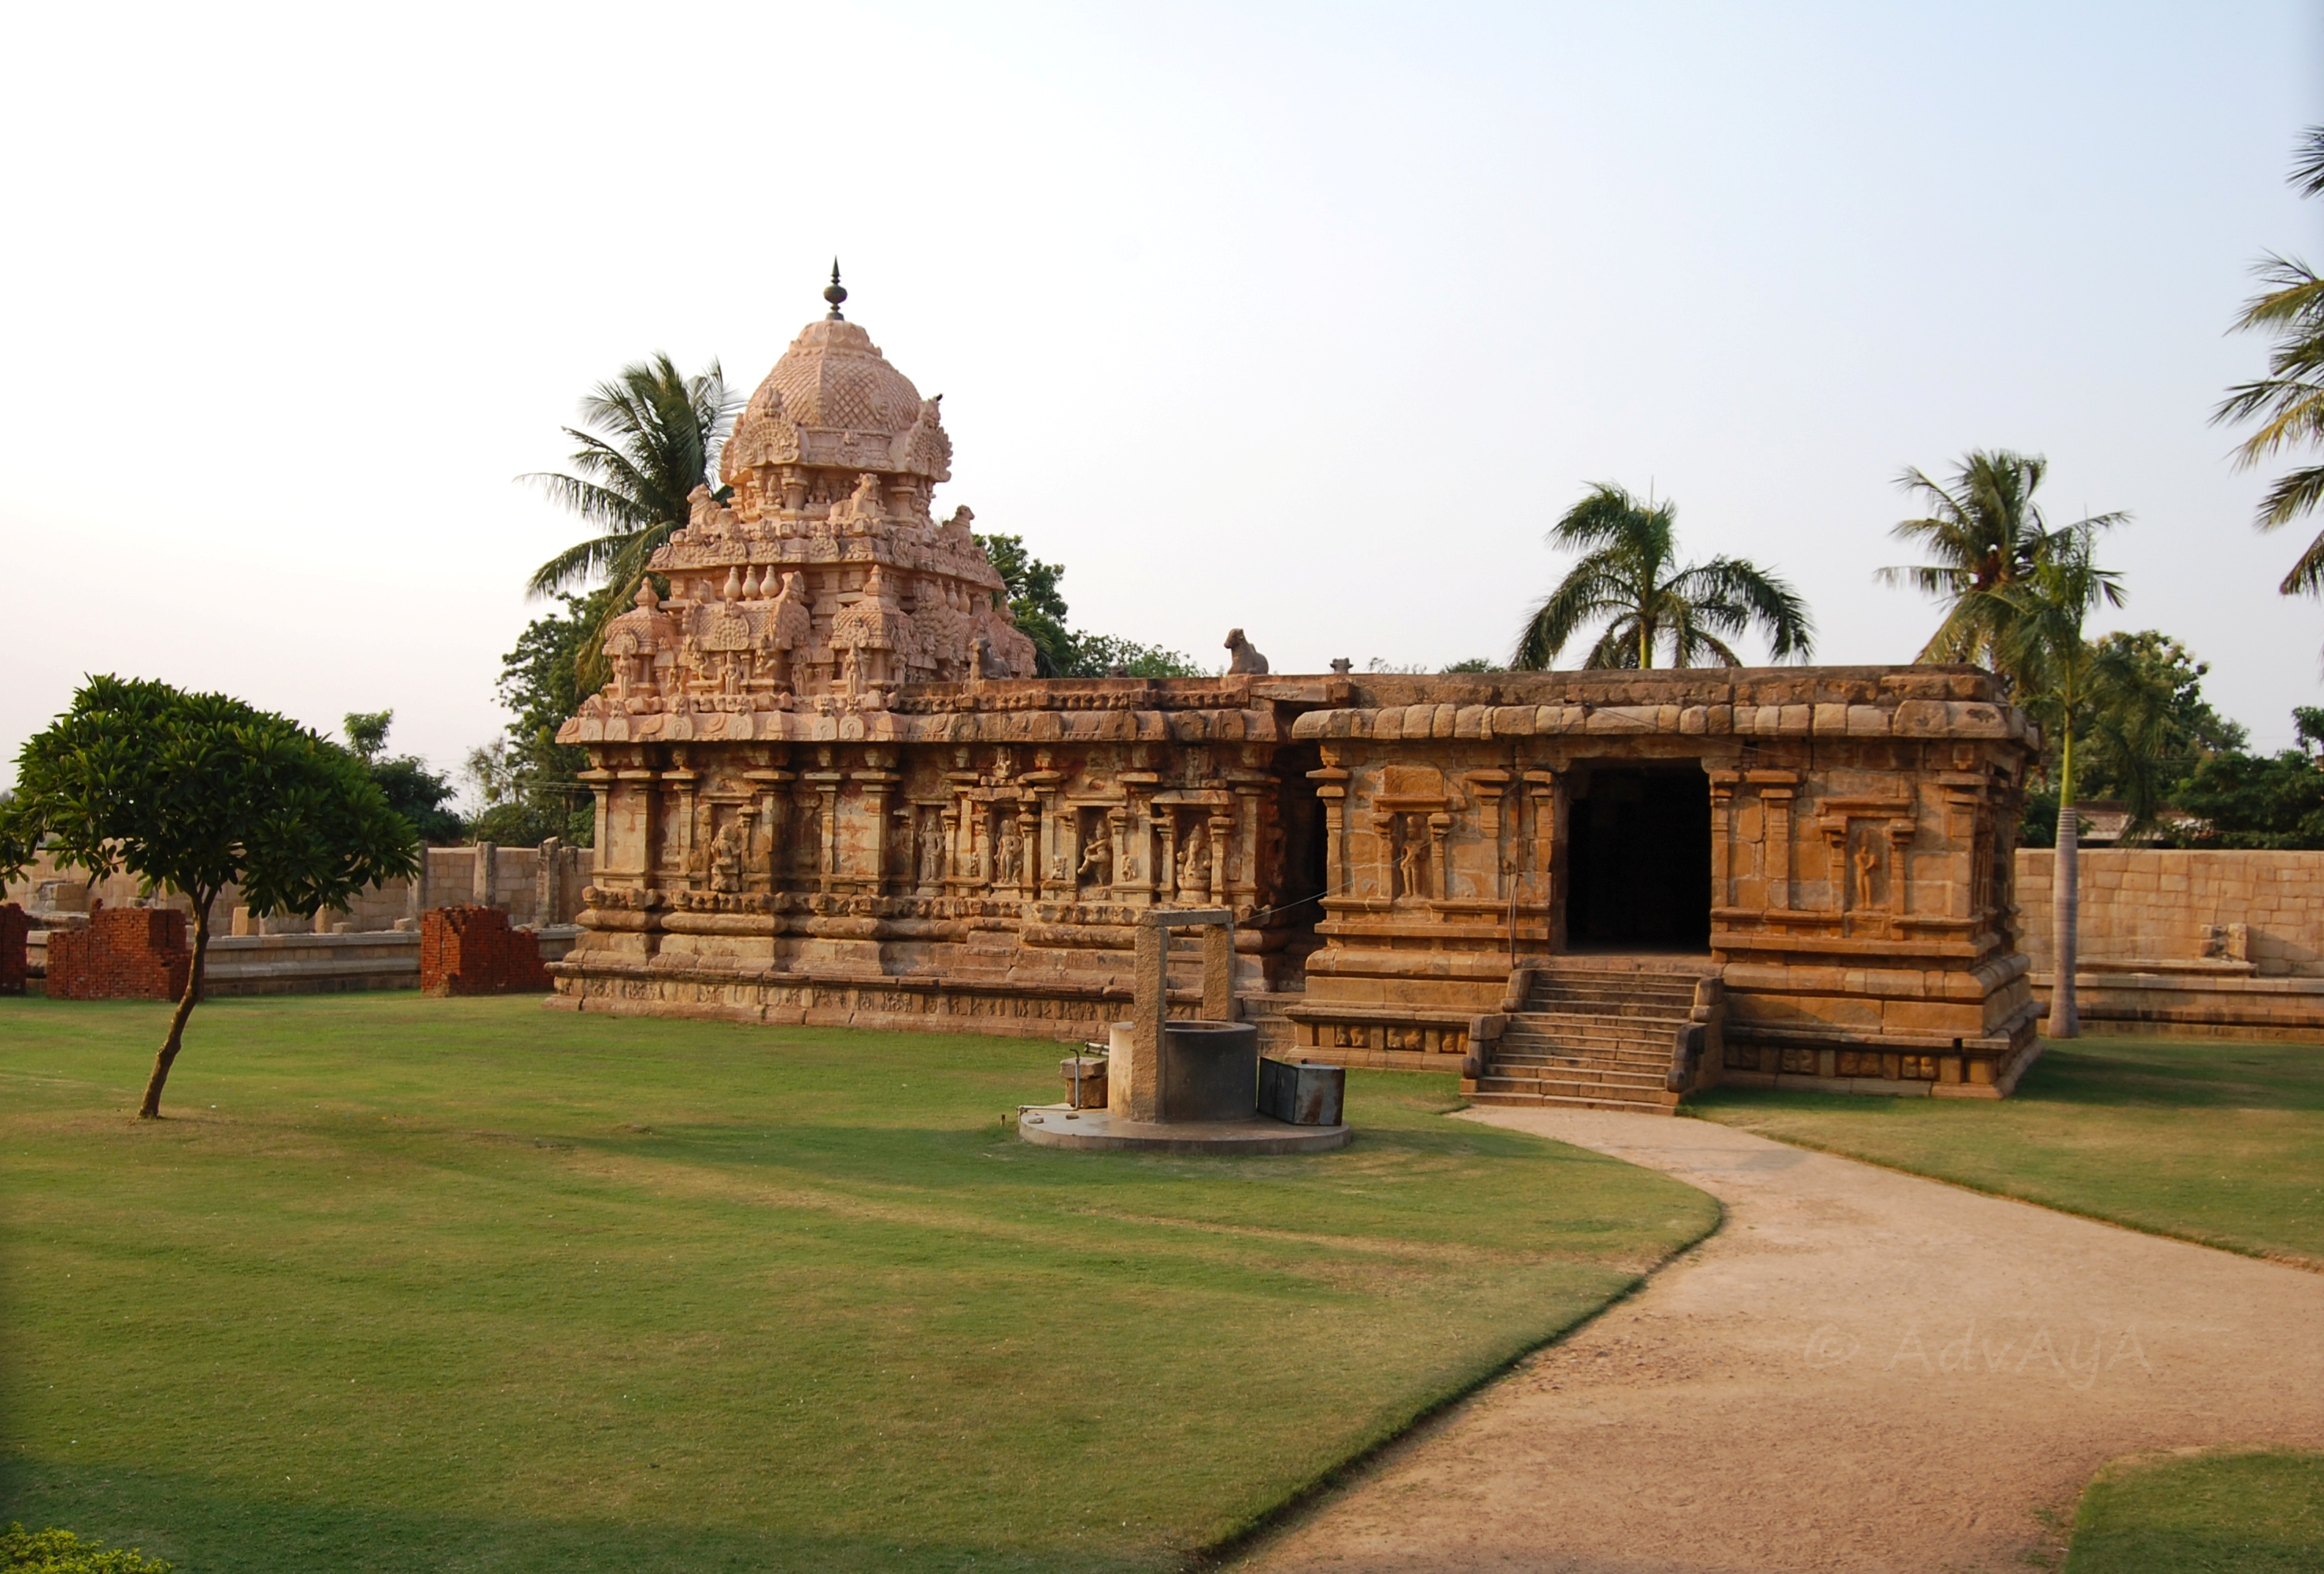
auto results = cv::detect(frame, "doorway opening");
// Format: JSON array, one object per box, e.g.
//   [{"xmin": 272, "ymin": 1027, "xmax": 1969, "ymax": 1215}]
[{"xmin": 1565, "ymin": 765, "xmax": 1711, "ymax": 951}]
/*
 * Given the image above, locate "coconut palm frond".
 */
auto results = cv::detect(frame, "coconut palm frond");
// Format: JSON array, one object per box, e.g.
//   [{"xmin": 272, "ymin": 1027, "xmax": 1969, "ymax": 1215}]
[
  {"xmin": 522, "ymin": 354, "xmax": 737, "ymax": 606},
  {"xmin": 1514, "ymin": 485, "xmax": 1812, "ymax": 671}
]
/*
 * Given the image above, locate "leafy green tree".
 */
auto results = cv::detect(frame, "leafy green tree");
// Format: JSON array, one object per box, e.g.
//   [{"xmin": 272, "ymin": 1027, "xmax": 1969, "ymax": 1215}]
[
  {"xmin": 2215, "ymin": 126, "xmax": 2324, "ymax": 611},
  {"xmin": 468, "ymin": 596, "xmax": 594, "ymax": 847},
  {"xmin": 523, "ymin": 354, "xmax": 736, "ymax": 689},
  {"xmin": 1879, "ymin": 450, "xmax": 2125, "ymax": 675},
  {"xmin": 972, "ymin": 530, "xmax": 1200, "ymax": 677},
  {"xmin": 0, "ymin": 678, "xmax": 418, "ymax": 1117},
  {"xmin": 1442, "ymin": 657, "xmax": 1504, "ymax": 674},
  {"xmin": 342, "ymin": 709, "xmax": 464, "ymax": 844},
  {"xmin": 1062, "ymin": 634, "xmax": 1203, "ymax": 678},
  {"xmin": 1994, "ymin": 527, "xmax": 2169, "ymax": 1036},
  {"xmin": 2172, "ymin": 744, "xmax": 2324, "ymax": 849},
  {"xmin": 1513, "ymin": 483, "xmax": 1812, "ymax": 669},
  {"xmin": 975, "ymin": 532, "xmax": 1073, "ymax": 676}
]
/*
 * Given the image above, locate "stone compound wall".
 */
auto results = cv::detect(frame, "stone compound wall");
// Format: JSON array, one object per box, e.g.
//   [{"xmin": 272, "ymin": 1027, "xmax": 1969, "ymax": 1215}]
[
  {"xmin": 421, "ymin": 907, "xmax": 552, "ymax": 996},
  {"xmin": 46, "ymin": 907, "xmax": 194, "ymax": 1000},
  {"xmin": 9, "ymin": 844, "xmax": 590, "ymax": 998},
  {"xmin": 2015, "ymin": 849, "xmax": 2324, "ymax": 1039},
  {"xmin": 2, "ymin": 843, "xmax": 593, "ymax": 937}
]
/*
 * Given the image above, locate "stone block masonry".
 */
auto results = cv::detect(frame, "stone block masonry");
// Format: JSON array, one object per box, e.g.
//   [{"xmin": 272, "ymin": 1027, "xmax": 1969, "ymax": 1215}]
[
  {"xmin": 421, "ymin": 906, "xmax": 552, "ymax": 996},
  {"xmin": 46, "ymin": 906, "xmax": 194, "ymax": 1000},
  {"xmin": 2016, "ymin": 848, "xmax": 2324, "ymax": 1039}
]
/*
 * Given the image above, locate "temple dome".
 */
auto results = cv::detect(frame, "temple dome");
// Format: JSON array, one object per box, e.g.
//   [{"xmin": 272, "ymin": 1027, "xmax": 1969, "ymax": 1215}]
[{"xmin": 756, "ymin": 318, "xmax": 926, "ymax": 436}]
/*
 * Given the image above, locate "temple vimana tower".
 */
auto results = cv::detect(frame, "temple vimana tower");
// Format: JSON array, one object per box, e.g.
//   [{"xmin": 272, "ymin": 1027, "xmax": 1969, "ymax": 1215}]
[{"xmin": 554, "ymin": 277, "xmax": 2044, "ymax": 1106}]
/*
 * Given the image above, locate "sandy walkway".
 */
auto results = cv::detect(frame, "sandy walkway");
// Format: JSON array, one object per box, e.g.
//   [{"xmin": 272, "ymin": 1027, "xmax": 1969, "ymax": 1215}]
[{"xmin": 1236, "ymin": 1108, "xmax": 2324, "ymax": 1573}]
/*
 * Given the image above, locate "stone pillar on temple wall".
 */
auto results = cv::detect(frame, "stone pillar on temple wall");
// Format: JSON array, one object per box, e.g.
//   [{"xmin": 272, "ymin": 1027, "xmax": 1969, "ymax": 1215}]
[
  {"xmin": 854, "ymin": 769, "xmax": 898, "ymax": 892},
  {"xmin": 746, "ymin": 768, "xmax": 793, "ymax": 892},
  {"xmin": 1206, "ymin": 814, "xmax": 1229, "ymax": 907},
  {"xmin": 663, "ymin": 759, "xmax": 699, "ymax": 884},
  {"xmin": 1232, "ymin": 785, "xmax": 1262, "ymax": 913},
  {"xmin": 1470, "ymin": 770, "xmax": 1509, "ymax": 900},
  {"xmin": 1428, "ymin": 812, "xmax": 1451, "ymax": 901},
  {"xmin": 1310, "ymin": 760, "xmax": 1349, "ymax": 899},
  {"xmin": 615, "ymin": 768, "xmax": 659, "ymax": 881},
  {"xmin": 807, "ymin": 774, "xmax": 842, "ymax": 893},
  {"xmin": 1524, "ymin": 769, "xmax": 1557, "ymax": 911},
  {"xmin": 1753, "ymin": 773, "xmax": 1797, "ymax": 911},
  {"xmin": 472, "ymin": 842, "xmax": 497, "ymax": 908},
  {"xmin": 1709, "ymin": 770, "xmax": 1738, "ymax": 911}
]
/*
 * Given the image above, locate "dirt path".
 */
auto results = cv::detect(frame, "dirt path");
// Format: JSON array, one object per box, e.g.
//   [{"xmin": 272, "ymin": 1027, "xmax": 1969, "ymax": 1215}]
[{"xmin": 1235, "ymin": 1108, "xmax": 2324, "ymax": 1573}]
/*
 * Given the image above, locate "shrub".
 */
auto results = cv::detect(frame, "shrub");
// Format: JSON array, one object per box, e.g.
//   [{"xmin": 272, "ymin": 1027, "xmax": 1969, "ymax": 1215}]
[{"xmin": 1, "ymin": 1524, "xmax": 174, "ymax": 1573}]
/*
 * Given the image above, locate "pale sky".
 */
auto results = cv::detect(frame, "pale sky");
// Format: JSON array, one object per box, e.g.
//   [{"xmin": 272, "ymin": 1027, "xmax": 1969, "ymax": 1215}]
[{"xmin": 5, "ymin": 2, "xmax": 2320, "ymax": 796}]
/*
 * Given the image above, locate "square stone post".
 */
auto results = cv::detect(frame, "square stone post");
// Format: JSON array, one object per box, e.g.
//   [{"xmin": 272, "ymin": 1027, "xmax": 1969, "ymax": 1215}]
[
  {"xmin": 1200, "ymin": 920, "xmax": 1235, "ymax": 1021},
  {"xmin": 1114, "ymin": 919, "xmax": 1172, "ymax": 1123},
  {"xmin": 472, "ymin": 841, "xmax": 497, "ymax": 908},
  {"xmin": 534, "ymin": 837, "xmax": 562, "ymax": 928}
]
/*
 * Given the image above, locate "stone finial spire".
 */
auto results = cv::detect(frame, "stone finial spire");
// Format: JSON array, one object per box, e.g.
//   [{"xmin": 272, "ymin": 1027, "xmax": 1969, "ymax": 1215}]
[{"xmin": 824, "ymin": 259, "xmax": 848, "ymax": 320}]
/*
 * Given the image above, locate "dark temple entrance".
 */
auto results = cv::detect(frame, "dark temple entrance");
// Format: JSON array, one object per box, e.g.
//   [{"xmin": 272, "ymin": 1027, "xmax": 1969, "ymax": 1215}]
[{"xmin": 1565, "ymin": 766, "xmax": 1712, "ymax": 951}]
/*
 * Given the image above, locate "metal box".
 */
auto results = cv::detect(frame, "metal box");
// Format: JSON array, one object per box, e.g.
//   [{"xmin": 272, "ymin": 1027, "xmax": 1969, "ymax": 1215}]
[{"xmin": 1258, "ymin": 1057, "xmax": 1345, "ymax": 1127}]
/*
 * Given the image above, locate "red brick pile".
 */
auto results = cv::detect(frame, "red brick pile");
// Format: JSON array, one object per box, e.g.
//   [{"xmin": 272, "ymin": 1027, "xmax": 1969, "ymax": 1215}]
[
  {"xmin": 0, "ymin": 903, "xmax": 29, "ymax": 995},
  {"xmin": 421, "ymin": 906, "xmax": 551, "ymax": 996},
  {"xmin": 46, "ymin": 904, "xmax": 194, "ymax": 1001}
]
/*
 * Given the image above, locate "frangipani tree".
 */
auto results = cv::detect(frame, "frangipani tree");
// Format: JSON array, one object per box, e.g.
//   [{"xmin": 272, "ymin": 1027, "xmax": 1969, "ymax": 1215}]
[
  {"xmin": 1512, "ymin": 484, "xmax": 1813, "ymax": 669},
  {"xmin": 0, "ymin": 678, "xmax": 419, "ymax": 1117}
]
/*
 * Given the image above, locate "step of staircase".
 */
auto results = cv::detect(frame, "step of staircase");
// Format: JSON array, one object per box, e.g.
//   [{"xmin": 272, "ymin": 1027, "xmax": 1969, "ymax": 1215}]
[{"xmin": 1467, "ymin": 1087, "xmax": 1683, "ymax": 1113}]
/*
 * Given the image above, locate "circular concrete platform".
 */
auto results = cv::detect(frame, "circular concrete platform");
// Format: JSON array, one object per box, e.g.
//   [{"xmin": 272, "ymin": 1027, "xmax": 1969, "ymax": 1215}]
[{"xmin": 1016, "ymin": 1105, "xmax": 1352, "ymax": 1154}]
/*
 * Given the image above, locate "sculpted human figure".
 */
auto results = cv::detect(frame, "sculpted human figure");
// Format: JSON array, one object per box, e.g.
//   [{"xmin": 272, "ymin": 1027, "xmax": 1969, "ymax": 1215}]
[
  {"xmin": 709, "ymin": 818, "xmax": 744, "ymax": 894},
  {"xmin": 1180, "ymin": 819, "xmax": 1210, "ymax": 892},
  {"xmin": 998, "ymin": 818, "xmax": 1023, "ymax": 885},
  {"xmin": 1077, "ymin": 833, "xmax": 1112, "ymax": 892},
  {"xmin": 916, "ymin": 814, "xmax": 945, "ymax": 887},
  {"xmin": 1854, "ymin": 841, "xmax": 1877, "ymax": 910},
  {"xmin": 1397, "ymin": 822, "xmax": 1426, "ymax": 900}
]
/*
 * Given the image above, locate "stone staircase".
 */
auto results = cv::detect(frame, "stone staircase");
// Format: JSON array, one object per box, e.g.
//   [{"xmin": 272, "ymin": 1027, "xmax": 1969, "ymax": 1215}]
[{"xmin": 1468, "ymin": 965, "xmax": 1713, "ymax": 1115}]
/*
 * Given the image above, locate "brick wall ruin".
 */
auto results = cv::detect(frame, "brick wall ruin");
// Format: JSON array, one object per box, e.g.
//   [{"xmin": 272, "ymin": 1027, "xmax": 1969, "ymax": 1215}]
[
  {"xmin": 421, "ymin": 906, "xmax": 552, "ymax": 996},
  {"xmin": 46, "ymin": 907, "xmax": 194, "ymax": 1001}
]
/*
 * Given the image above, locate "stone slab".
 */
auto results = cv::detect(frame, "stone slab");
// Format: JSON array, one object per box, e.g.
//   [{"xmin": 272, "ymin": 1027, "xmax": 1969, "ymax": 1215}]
[{"xmin": 1015, "ymin": 1105, "xmax": 1350, "ymax": 1154}]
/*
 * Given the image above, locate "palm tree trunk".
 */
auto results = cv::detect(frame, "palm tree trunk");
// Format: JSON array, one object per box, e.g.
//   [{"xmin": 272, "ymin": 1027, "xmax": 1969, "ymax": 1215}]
[
  {"xmin": 2046, "ymin": 737, "xmax": 2080, "ymax": 1040},
  {"xmin": 139, "ymin": 890, "xmax": 212, "ymax": 1118}
]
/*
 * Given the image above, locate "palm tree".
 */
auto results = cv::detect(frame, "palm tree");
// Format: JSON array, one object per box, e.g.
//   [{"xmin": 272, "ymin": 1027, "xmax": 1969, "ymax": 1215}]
[
  {"xmin": 523, "ymin": 354, "xmax": 736, "ymax": 687},
  {"xmin": 2215, "ymin": 125, "xmax": 2324, "ymax": 610},
  {"xmin": 1877, "ymin": 449, "xmax": 2125, "ymax": 676},
  {"xmin": 1512, "ymin": 484, "xmax": 1812, "ymax": 669},
  {"xmin": 1994, "ymin": 523, "xmax": 2168, "ymax": 1039}
]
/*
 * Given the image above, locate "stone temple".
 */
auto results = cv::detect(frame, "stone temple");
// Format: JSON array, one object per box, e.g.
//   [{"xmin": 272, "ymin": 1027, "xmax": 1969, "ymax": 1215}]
[{"xmin": 552, "ymin": 283, "xmax": 2045, "ymax": 1107}]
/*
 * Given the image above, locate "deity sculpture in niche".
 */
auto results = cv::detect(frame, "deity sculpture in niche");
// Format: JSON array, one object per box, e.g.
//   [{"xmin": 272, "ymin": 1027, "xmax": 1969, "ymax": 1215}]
[
  {"xmin": 997, "ymin": 818, "xmax": 1024, "ymax": 886},
  {"xmin": 1395, "ymin": 818, "xmax": 1428, "ymax": 903},
  {"xmin": 916, "ymin": 811, "xmax": 946, "ymax": 889},
  {"xmin": 709, "ymin": 818, "xmax": 745, "ymax": 894},
  {"xmin": 1077, "ymin": 829, "xmax": 1112, "ymax": 893},
  {"xmin": 1178, "ymin": 815, "xmax": 1212, "ymax": 898},
  {"xmin": 1854, "ymin": 840, "xmax": 1878, "ymax": 911}
]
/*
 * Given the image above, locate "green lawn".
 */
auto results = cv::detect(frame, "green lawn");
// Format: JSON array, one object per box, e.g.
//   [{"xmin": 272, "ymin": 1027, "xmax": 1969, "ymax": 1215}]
[
  {"xmin": 0, "ymin": 994, "xmax": 1716, "ymax": 1573},
  {"xmin": 2065, "ymin": 1449, "xmax": 2324, "ymax": 1573},
  {"xmin": 1687, "ymin": 1036, "xmax": 2324, "ymax": 1268}
]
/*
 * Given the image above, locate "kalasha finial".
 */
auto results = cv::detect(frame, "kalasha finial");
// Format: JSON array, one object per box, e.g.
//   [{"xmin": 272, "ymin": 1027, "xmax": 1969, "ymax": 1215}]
[{"xmin": 824, "ymin": 259, "xmax": 848, "ymax": 320}]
